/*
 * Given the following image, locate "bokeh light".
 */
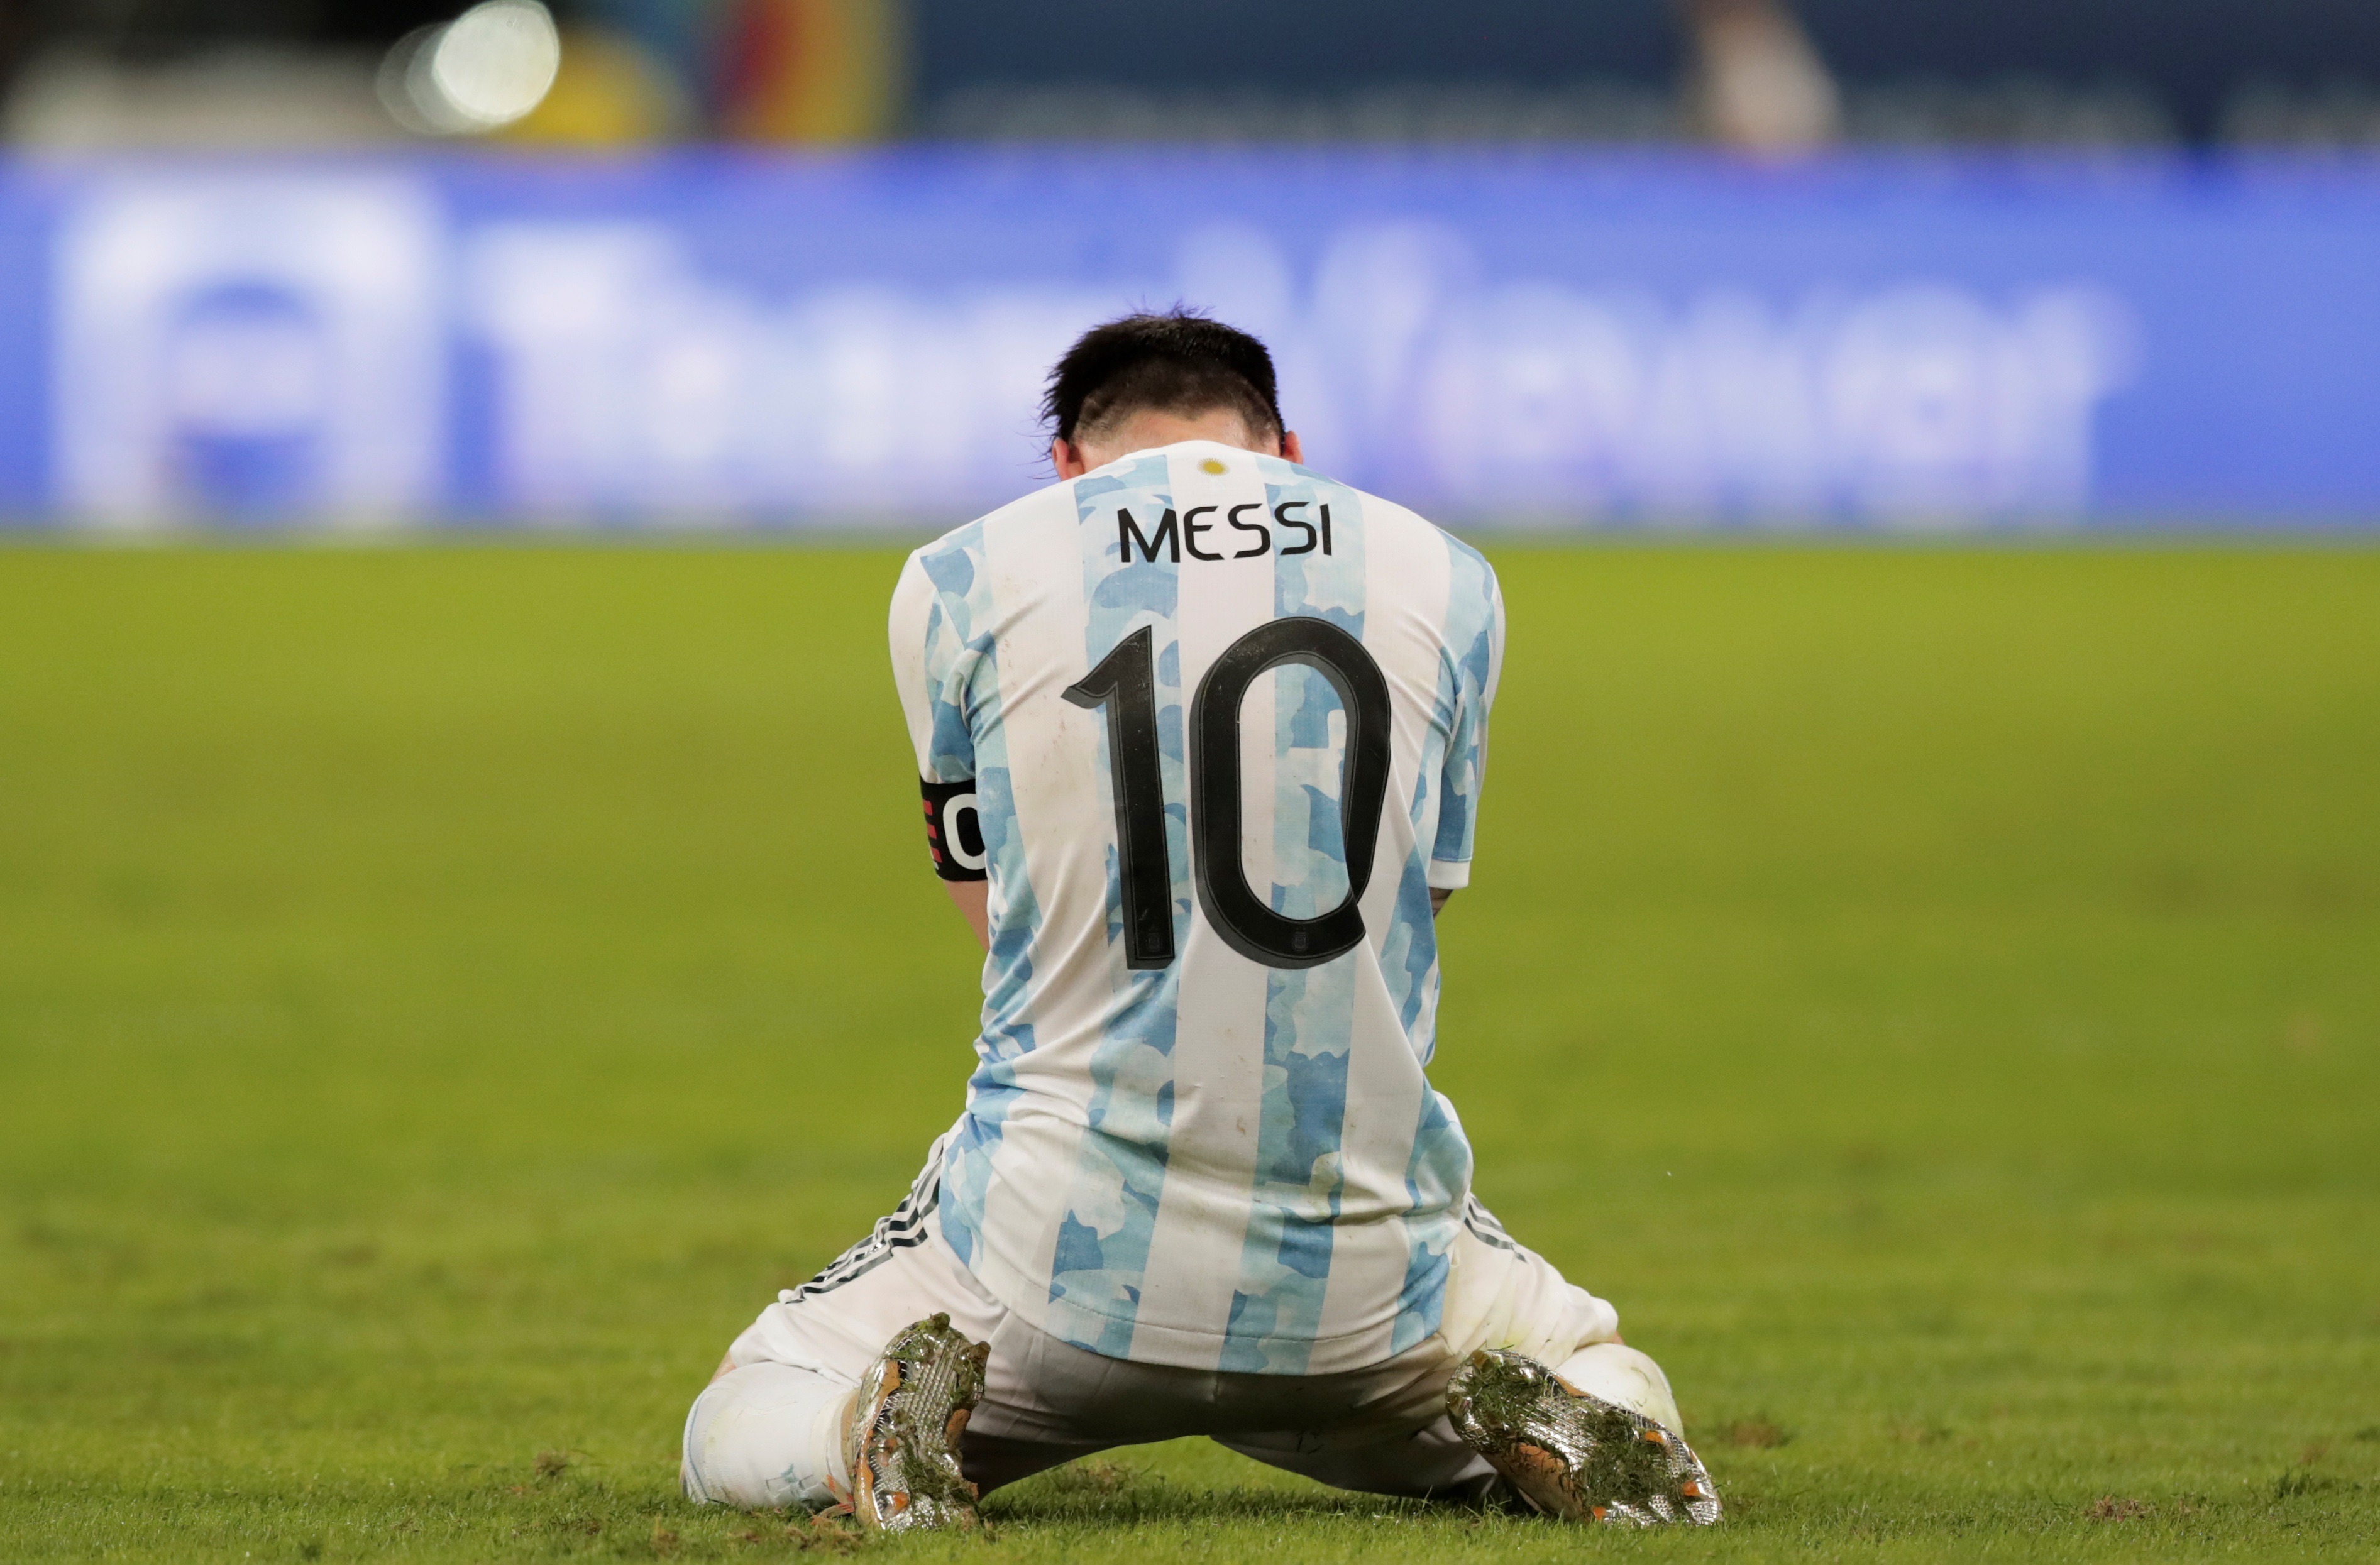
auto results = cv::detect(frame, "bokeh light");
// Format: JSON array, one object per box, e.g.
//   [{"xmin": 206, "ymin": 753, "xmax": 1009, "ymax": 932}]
[{"xmin": 378, "ymin": 1, "xmax": 561, "ymax": 138}]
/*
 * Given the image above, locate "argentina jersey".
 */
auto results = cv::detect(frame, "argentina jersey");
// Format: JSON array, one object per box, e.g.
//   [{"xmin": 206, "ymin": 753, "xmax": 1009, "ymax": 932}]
[{"xmin": 888, "ymin": 439, "xmax": 1504, "ymax": 1376}]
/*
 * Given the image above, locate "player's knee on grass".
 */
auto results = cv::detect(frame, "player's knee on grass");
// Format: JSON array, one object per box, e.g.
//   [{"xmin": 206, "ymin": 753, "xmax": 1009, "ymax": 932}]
[
  {"xmin": 1550, "ymin": 1342, "xmax": 1685, "ymax": 1434},
  {"xmin": 681, "ymin": 1361, "xmax": 855, "ymax": 1510}
]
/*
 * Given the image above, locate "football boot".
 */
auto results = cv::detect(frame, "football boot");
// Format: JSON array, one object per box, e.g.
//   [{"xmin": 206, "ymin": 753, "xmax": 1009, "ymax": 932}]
[
  {"xmin": 842, "ymin": 1313, "xmax": 991, "ymax": 1532},
  {"xmin": 1446, "ymin": 1347, "xmax": 1721, "ymax": 1525}
]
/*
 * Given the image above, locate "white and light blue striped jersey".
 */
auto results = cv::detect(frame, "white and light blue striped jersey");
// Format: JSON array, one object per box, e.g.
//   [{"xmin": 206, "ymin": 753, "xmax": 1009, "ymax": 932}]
[{"xmin": 888, "ymin": 439, "xmax": 1504, "ymax": 1376}]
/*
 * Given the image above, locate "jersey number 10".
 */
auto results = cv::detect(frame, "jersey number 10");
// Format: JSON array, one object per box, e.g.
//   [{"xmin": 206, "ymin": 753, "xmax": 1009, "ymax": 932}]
[{"xmin": 1064, "ymin": 618, "xmax": 1391, "ymax": 973}]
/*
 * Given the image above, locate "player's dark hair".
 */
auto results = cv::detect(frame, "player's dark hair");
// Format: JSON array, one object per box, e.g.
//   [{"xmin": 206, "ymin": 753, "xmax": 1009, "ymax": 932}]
[{"xmin": 1043, "ymin": 310, "xmax": 1284, "ymax": 448}]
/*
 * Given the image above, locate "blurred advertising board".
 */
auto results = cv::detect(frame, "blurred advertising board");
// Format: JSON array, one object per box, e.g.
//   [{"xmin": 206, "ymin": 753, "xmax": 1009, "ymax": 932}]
[{"xmin": 0, "ymin": 150, "xmax": 2376, "ymax": 531}]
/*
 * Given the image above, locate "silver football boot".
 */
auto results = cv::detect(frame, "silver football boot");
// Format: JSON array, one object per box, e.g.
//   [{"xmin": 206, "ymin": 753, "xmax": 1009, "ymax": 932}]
[
  {"xmin": 842, "ymin": 1313, "xmax": 991, "ymax": 1532},
  {"xmin": 1445, "ymin": 1348, "xmax": 1722, "ymax": 1526}
]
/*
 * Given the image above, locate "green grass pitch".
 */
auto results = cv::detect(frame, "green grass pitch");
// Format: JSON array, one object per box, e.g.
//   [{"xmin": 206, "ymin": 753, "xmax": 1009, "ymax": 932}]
[{"xmin": 2, "ymin": 543, "xmax": 2376, "ymax": 1562}]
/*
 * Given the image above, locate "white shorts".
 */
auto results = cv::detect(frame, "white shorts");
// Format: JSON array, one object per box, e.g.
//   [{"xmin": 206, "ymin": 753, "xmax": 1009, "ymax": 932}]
[{"xmin": 706, "ymin": 1158, "xmax": 1646, "ymax": 1504}]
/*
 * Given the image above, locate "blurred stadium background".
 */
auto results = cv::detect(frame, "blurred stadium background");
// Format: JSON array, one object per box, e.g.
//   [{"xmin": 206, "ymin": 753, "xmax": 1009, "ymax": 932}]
[{"xmin": 2, "ymin": 0, "xmax": 2379, "ymax": 532}]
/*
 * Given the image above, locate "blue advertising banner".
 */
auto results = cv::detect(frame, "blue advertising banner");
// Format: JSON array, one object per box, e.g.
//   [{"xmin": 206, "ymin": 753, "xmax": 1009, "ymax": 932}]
[{"xmin": 1, "ymin": 149, "xmax": 2376, "ymax": 531}]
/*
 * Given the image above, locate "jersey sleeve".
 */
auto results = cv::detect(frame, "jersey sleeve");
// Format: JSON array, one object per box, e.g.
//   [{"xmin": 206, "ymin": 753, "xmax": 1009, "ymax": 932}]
[
  {"xmin": 890, "ymin": 551, "xmax": 993, "ymax": 882},
  {"xmin": 889, "ymin": 550, "xmax": 977, "ymax": 784},
  {"xmin": 1428, "ymin": 557, "xmax": 1506, "ymax": 891}
]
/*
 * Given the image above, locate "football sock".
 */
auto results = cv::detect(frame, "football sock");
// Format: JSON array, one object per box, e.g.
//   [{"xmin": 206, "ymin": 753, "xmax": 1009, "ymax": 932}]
[
  {"xmin": 681, "ymin": 1361, "xmax": 856, "ymax": 1510},
  {"xmin": 1549, "ymin": 1342, "xmax": 1686, "ymax": 1434}
]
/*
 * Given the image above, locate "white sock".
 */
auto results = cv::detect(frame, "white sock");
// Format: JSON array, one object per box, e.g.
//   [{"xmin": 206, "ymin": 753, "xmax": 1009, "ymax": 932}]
[
  {"xmin": 681, "ymin": 1362, "xmax": 857, "ymax": 1510},
  {"xmin": 1550, "ymin": 1342, "xmax": 1686, "ymax": 1436}
]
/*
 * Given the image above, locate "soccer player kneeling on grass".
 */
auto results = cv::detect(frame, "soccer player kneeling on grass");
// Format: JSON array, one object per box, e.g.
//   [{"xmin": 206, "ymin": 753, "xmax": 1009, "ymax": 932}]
[{"xmin": 680, "ymin": 312, "xmax": 1720, "ymax": 1530}]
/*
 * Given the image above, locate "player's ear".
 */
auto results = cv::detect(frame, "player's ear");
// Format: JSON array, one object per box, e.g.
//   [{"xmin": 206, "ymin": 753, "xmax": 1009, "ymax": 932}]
[
  {"xmin": 1279, "ymin": 429, "xmax": 1304, "ymax": 466},
  {"xmin": 1052, "ymin": 437, "xmax": 1091, "ymax": 480}
]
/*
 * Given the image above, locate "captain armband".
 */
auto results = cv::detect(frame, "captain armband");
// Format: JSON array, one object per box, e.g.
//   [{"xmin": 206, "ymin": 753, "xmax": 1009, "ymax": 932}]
[{"xmin": 920, "ymin": 777, "xmax": 989, "ymax": 882}]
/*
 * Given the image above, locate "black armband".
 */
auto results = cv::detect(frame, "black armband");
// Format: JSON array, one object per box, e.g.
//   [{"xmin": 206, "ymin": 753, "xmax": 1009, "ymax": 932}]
[{"xmin": 920, "ymin": 777, "xmax": 988, "ymax": 882}]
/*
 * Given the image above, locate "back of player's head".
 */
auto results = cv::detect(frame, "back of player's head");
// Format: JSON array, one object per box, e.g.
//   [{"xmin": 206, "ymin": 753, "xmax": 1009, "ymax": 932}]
[{"xmin": 1044, "ymin": 310, "xmax": 1284, "ymax": 448}]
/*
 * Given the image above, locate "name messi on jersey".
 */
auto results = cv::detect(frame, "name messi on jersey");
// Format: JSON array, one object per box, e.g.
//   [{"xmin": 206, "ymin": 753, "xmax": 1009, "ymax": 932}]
[{"xmin": 1116, "ymin": 503, "xmax": 1335, "ymax": 564}]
